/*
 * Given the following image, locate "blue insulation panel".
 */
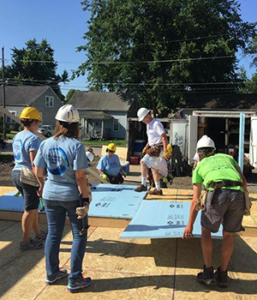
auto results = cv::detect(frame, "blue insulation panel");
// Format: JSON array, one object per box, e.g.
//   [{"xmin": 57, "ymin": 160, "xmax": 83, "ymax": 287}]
[
  {"xmin": 120, "ymin": 200, "xmax": 223, "ymax": 239},
  {"xmin": 0, "ymin": 185, "xmax": 146, "ymax": 219},
  {"xmin": 0, "ymin": 191, "xmax": 29, "ymax": 211},
  {"xmin": 89, "ymin": 184, "xmax": 145, "ymax": 219}
]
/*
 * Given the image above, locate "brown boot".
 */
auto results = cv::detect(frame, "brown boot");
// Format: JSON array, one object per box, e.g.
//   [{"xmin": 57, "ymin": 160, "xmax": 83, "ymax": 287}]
[
  {"xmin": 134, "ymin": 184, "xmax": 147, "ymax": 192},
  {"xmin": 148, "ymin": 188, "xmax": 163, "ymax": 195}
]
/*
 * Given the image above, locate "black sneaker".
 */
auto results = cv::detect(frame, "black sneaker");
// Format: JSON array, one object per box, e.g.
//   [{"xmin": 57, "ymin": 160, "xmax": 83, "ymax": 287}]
[
  {"xmin": 197, "ymin": 265, "xmax": 216, "ymax": 286},
  {"xmin": 134, "ymin": 184, "xmax": 147, "ymax": 192},
  {"xmin": 215, "ymin": 267, "xmax": 228, "ymax": 288},
  {"xmin": 19, "ymin": 238, "xmax": 43, "ymax": 250}
]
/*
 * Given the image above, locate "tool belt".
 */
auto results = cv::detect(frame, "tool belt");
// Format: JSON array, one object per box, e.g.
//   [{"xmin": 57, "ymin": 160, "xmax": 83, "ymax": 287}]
[
  {"xmin": 146, "ymin": 144, "xmax": 162, "ymax": 157},
  {"xmin": 196, "ymin": 190, "xmax": 208, "ymax": 211},
  {"xmin": 208, "ymin": 180, "xmax": 243, "ymax": 189}
]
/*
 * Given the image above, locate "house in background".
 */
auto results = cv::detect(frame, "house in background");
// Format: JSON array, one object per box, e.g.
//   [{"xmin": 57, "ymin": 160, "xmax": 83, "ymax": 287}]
[
  {"xmin": 69, "ymin": 91, "xmax": 139, "ymax": 139},
  {"xmin": 0, "ymin": 86, "xmax": 63, "ymax": 128}
]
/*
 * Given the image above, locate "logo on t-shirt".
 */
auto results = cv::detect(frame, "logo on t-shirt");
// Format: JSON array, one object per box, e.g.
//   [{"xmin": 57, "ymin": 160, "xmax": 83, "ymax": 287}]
[
  {"xmin": 13, "ymin": 139, "xmax": 23, "ymax": 161},
  {"xmin": 46, "ymin": 147, "xmax": 69, "ymax": 175}
]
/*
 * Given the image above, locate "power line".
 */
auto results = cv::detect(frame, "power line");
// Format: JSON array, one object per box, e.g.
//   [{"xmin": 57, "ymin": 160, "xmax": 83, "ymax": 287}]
[
  {"xmin": 3, "ymin": 54, "xmax": 239, "ymax": 65},
  {"xmin": 4, "ymin": 77, "xmax": 255, "ymax": 86}
]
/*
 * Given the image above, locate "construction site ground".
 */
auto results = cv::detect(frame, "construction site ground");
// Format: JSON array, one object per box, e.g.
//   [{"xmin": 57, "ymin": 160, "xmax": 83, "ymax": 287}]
[{"xmin": 0, "ymin": 149, "xmax": 257, "ymax": 299}]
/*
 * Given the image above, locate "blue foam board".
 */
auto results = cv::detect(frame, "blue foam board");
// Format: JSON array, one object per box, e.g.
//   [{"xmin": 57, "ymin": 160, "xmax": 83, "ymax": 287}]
[
  {"xmin": 89, "ymin": 184, "xmax": 145, "ymax": 219},
  {"xmin": 120, "ymin": 200, "xmax": 223, "ymax": 239},
  {"xmin": 0, "ymin": 191, "xmax": 27, "ymax": 211},
  {"xmin": 0, "ymin": 185, "xmax": 146, "ymax": 220}
]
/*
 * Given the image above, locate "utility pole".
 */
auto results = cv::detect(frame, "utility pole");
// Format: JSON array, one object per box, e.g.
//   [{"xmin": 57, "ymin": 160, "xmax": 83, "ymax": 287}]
[{"xmin": 1, "ymin": 47, "xmax": 6, "ymax": 140}]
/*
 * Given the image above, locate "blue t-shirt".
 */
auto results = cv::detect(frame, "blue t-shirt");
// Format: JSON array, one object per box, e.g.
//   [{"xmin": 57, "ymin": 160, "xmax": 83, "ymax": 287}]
[
  {"xmin": 97, "ymin": 154, "xmax": 121, "ymax": 176},
  {"xmin": 12, "ymin": 130, "xmax": 42, "ymax": 171},
  {"xmin": 34, "ymin": 136, "xmax": 88, "ymax": 201}
]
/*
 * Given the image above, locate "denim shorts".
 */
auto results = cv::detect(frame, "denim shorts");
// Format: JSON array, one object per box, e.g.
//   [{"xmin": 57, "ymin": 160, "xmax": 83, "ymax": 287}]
[
  {"xmin": 201, "ymin": 188, "xmax": 245, "ymax": 233},
  {"xmin": 12, "ymin": 170, "xmax": 39, "ymax": 211}
]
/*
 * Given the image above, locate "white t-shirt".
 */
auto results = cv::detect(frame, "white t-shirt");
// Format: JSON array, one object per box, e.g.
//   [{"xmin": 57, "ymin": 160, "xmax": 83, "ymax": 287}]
[
  {"xmin": 193, "ymin": 152, "xmax": 199, "ymax": 162},
  {"xmin": 147, "ymin": 118, "xmax": 165, "ymax": 146}
]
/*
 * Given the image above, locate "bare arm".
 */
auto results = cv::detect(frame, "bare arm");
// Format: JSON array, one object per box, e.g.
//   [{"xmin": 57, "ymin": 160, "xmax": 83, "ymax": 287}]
[
  {"xmin": 161, "ymin": 132, "xmax": 168, "ymax": 151},
  {"xmin": 75, "ymin": 169, "xmax": 89, "ymax": 198},
  {"xmin": 35, "ymin": 166, "xmax": 46, "ymax": 197},
  {"xmin": 182, "ymin": 183, "xmax": 202, "ymax": 239},
  {"xmin": 236, "ymin": 166, "xmax": 248, "ymax": 191},
  {"xmin": 29, "ymin": 151, "xmax": 38, "ymax": 174}
]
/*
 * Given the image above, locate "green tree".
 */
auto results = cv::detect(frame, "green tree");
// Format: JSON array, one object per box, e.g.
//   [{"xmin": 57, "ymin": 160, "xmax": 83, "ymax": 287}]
[
  {"xmin": 74, "ymin": 0, "xmax": 256, "ymax": 113},
  {"xmin": 65, "ymin": 89, "xmax": 76, "ymax": 104},
  {"xmin": 3, "ymin": 39, "xmax": 69, "ymax": 101}
]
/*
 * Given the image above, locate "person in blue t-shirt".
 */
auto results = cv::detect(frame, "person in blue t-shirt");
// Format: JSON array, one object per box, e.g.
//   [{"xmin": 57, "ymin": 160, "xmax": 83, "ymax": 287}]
[
  {"xmin": 96, "ymin": 143, "xmax": 127, "ymax": 184},
  {"xmin": 12, "ymin": 107, "xmax": 46, "ymax": 250},
  {"xmin": 34, "ymin": 105, "xmax": 91, "ymax": 293}
]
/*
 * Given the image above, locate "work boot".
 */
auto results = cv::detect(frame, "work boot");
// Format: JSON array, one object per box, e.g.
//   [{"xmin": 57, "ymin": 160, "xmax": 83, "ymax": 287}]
[
  {"xmin": 148, "ymin": 189, "xmax": 163, "ymax": 196},
  {"xmin": 134, "ymin": 184, "xmax": 147, "ymax": 192},
  {"xmin": 214, "ymin": 267, "xmax": 228, "ymax": 288},
  {"xmin": 197, "ymin": 265, "xmax": 216, "ymax": 286}
]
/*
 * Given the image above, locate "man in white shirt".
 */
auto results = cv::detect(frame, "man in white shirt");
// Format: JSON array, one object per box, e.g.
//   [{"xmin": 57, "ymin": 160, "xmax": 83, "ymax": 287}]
[{"xmin": 134, "ymin": 108, "xmax": 169, "ymax": 195}]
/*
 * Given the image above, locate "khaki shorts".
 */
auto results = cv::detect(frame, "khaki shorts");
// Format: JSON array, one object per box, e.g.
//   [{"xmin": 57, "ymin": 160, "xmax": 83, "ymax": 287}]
[
  {"xmin": 201, "ymin": 189, "xmax": 245, "ymax": 233},
  {"xmin": 141, "ymin": 154, "xmax": 168, "ymax": 177}
]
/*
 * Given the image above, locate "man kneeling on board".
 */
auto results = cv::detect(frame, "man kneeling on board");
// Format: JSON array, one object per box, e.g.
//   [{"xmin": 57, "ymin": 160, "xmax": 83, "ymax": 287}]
[
  {"xmin": 183, "ymin": 135, "xmax": 247, "ymax": 288},
  {"xmin": 97, "ymin": 143, "xmax": 127, "ymax": 184}
]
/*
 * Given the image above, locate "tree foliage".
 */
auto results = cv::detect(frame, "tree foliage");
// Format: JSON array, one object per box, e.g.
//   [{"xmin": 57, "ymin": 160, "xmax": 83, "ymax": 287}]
[
  {"xmin": 3, "ymin": 39, "xmax": 68, "ymax": 101},
  {"xmin": 75, "ymin": 0, "xmax": 256, "ymax": 112},
  {"xmin": 65, "ymin": 89, "xmax": 76, "ymax": 104}
]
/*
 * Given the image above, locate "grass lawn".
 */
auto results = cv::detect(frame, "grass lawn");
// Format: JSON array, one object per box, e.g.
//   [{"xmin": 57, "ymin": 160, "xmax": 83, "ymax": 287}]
[
  {"xmin": 82, "ymin": 139, "xmax": 126, "ymax": 148},
  {"xmin": 0, "ymin": 131, "xmax": 18, "ymax": 140}
]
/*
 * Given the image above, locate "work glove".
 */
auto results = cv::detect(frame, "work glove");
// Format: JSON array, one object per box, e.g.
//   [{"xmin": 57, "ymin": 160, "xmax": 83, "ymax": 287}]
[
  {"xmin": 162, "ymin": 150, "xmax": 170, "ymax": 159},
  {"xmin": 101, "ymin": 174, "xmax": 109, "ymax": 181},
  {"xmin": 122, "ymin": 171, "xmax": 127, "ymax": 177},
  {"xmin": 14, "ymin": 190, "xmax": 20, "ymax": 197},
  {"xmin": 76, "ymin": 203, "xmax": 89, "ymax": 219},
  {"xmin": 142, "ymin": 147, "xmax": 147, "ymax": 155},
  {"xmin": 76, "ymin": 198, "xmax": 90, "ymax": 219}
]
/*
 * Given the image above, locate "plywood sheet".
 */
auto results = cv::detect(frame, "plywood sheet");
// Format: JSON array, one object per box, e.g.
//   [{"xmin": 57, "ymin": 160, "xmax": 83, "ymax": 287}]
[
  {"xmin": 146, "ymin": 188, "xmax": 193, "ymax": 201},
  {"xmin": 120, "ymin": 200, "xmax": 223, "ymax": 239}
]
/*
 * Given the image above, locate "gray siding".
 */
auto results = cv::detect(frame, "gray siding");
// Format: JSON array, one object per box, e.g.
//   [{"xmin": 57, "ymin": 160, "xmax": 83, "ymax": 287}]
[
  {"xmin": 32, "ymin": 88, "xmax": 63, "ymax": 125},
  {"xmin": 106, "ymin": 111, "xmax": 127, "ymax": 139},
  {"xmin": 78, "ymin": 109, "xmax": 127, "ymax": 139}
]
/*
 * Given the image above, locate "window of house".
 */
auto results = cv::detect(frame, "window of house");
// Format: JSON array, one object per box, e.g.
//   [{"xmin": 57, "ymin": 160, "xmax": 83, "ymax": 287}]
[
  {"xmin": 113, "ymin": 118, "xmax": 119, "ymax": 131},
  {"xmin": 6, "ymin": 111, "xmax": 17, "ymax": 123},
  {"xmin": 45, "ymin": 96, "xmax": 54, "ymax": 107}
]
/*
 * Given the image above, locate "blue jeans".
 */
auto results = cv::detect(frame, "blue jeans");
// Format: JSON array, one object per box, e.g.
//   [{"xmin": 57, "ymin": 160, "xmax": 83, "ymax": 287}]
[{"xmin": 44, "ymin": 199, "xmax": 88, "ymax": 282}]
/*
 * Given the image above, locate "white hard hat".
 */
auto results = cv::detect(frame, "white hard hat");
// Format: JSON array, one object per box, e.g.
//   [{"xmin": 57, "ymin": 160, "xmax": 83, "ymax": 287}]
[
  {"xmin": 137, "ymin": 107, "xmax": 150, "ymax": 122},
  {"xmin": 196, "ymin": 135, "xmax": 216, "ymax": 150},
  {"xmin": 86, "ymin": 151, "xmax": 94, "ymax": 162},
  {"xmin": 55, "ymin": 104, "xmax": 80, "ymax": 123}
]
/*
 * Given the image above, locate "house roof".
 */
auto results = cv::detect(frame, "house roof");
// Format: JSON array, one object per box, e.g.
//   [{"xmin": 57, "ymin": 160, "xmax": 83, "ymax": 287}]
[
  {"xmin": 69, "ymin": 91, "xmax": 133, "ymax": 111},
  {"xmin": 80, "ymin": 111, "xmax": 113, "ymax": 120},
  {"xmin": 0, "ymin": 86, "xmax": 51, "ymax": 106},
  {"xmin": 180, "ymin": 93, "xmax": 257, "ymax": 110}
]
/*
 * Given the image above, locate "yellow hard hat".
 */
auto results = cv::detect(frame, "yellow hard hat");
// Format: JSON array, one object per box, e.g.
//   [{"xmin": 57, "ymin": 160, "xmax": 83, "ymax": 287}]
[
  {"xmin": 106, "ymin": 143, "xmax": 116, "ymax": 152},
  {"xmin": 20, "ymin": 107, "xmax": 42, "ymax": 121}
]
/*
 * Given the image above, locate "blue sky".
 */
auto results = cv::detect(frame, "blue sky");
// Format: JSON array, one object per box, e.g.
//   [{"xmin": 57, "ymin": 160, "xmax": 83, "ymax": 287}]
[{"xmin": 0, "ymin": 0, "xmax": 256, "ymax": 97}]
